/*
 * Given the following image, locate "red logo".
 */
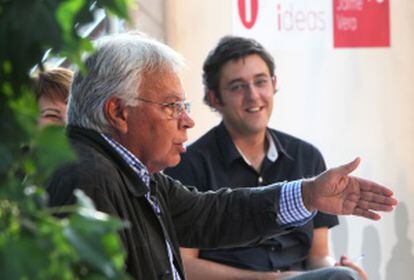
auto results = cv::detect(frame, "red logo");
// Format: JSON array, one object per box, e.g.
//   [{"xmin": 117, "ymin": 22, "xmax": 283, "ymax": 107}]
[
  {"xmin": 333, "ymin": 0, "xmax": 390, "ymax": 48},
  {"xmin": 238, "ymin": 0, "xmax": 259, "ymax": 29}
]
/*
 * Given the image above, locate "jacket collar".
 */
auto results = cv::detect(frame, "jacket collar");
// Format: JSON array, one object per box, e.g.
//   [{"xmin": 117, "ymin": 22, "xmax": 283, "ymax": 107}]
[{"xmin": 67, "ymin": 125, "xmax": 149, "ymax": 197}]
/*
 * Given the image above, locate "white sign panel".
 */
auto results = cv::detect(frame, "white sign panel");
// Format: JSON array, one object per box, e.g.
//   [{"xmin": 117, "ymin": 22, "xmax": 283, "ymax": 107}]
[{"xmin": 232, "ymin": 0, "xmax": 333, "ymax": 50}]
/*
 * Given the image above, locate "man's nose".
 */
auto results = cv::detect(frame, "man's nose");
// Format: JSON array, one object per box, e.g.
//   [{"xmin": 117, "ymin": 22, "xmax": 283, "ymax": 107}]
[
  {"xmin": 179, "ymin": 110, "xmax": 195, "ymax": 129},
  {"xmin": 245, "ymin": 82, "xmax": 261, "ymax": 100}
]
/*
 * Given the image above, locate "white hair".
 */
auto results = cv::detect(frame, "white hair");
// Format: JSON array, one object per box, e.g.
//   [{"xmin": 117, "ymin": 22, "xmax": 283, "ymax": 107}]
[{"xmin": 67, "ymin": 32, "xmax": 185, "ymax": 134}]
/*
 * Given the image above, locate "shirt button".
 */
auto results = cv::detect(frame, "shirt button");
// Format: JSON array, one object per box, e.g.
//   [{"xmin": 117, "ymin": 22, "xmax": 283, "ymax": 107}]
[
  {"xmin": 258, "ymin": 176, "xmax": 263, "ymax": 184},
  {"xmin": 270, "ymin": 246, "xmax": 276, "ymax": 251}
]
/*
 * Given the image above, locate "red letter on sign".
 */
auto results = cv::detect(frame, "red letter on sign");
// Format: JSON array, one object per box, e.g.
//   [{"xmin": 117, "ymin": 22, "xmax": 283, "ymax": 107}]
[{"xmin": 238, "ymin": 0, "xmax": 259, "ymax": 29}]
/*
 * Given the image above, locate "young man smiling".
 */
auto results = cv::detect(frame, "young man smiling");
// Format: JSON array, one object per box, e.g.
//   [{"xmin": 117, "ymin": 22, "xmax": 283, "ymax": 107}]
[{"xmin": 165, "ymin": 36, "xmax": 368, "ymax": 280}]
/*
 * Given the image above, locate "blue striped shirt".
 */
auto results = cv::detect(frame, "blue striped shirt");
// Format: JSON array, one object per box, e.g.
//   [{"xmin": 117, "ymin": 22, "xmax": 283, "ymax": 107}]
[{"xmin": 277, "ymin": 180, "xmax": 316, "ymax": 226}]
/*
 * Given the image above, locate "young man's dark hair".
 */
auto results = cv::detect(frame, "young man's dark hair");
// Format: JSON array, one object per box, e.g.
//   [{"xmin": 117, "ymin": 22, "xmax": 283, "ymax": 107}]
[{"xmin": 202, "ymin": 36, "xmax": 275, "ymax": 107}]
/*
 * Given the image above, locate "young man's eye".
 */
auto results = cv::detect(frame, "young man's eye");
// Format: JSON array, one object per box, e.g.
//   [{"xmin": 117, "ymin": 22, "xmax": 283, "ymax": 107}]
[
  {"xmin": 255, "ymin": 79, "xmax": 268, "ymax": 87},
  {"xmin": 229, "ymin": 84, "xmax": 245, "ymax": 92}
]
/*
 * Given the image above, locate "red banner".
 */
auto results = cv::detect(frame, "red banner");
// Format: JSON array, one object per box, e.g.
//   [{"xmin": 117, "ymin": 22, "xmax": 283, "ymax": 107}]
[{"xmin": 333, "ymin": 0, "xmax": 390, "ymax": 48}]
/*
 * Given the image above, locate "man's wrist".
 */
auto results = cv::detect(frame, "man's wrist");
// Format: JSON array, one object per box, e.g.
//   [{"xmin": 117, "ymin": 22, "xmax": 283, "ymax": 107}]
[{"xmin": 301, "ymin": 179, "xmax": 316, "ymax": 212}]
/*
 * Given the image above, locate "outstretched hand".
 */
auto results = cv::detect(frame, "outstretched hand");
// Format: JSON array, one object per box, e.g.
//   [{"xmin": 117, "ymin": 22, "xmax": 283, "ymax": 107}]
[{"xmin": 302, "ymin": 157, "xmax": 398, "ymax": 220}]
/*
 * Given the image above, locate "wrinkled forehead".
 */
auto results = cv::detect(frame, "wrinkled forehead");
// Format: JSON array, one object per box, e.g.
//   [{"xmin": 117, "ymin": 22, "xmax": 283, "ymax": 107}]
[{"xmin": 138, "ymin": 68, "xmax": 186, "ymax": 101}]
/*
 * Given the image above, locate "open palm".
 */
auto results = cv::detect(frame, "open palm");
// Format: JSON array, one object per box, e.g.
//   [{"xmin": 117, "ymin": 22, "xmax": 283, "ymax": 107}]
[{"xmin": 307, "ymin": 158, "xmax": 397, "ymax": 220}]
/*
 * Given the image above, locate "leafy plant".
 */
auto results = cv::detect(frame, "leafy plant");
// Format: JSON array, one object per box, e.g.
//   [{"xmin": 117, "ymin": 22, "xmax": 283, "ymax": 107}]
[{"xmin": 0, "ymin": 0, "xmax": 132, "ymax": 278}]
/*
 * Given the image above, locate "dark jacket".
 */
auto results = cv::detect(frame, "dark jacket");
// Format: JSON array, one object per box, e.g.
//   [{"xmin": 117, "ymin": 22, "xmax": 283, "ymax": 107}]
[{"xmin": 47, "ymin": 126, "xmax": 291, "ymax": 280}]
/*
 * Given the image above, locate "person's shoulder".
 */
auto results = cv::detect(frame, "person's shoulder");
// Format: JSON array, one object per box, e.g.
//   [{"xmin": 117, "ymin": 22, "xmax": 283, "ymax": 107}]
[
  {"xmin": 188, "ymin": 126, "xmax": 218, "ymax": 149},
  {"xmin": 48, "ymin": 142, "xmax": 120, "ymax": 191},
  {"xmin": 77, "ymin": 141, "xmax": 119, "ymax": 174},
  {"xmin": 163, "ymin": 126, "xmax": 220, "ymax": 183},
  {"xmin": 270, "ymin": 128, "xmax": 323, "ymax": 156},
  {"xmin": 183, "ymin": 126, "xmax": 220, "ymax": 159}
]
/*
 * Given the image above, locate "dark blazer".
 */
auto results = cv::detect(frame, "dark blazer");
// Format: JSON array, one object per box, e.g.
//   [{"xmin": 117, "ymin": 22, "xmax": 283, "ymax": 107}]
[{"xmin": 47, "ymin": 126, "xmax": 290, "ymax": 280}]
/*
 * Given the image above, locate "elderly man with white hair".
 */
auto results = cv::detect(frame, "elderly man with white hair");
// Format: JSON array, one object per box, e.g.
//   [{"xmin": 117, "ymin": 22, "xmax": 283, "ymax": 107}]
[{"xmin": 47, "ymin": 32, "xmax": 397, "ymax": 280}]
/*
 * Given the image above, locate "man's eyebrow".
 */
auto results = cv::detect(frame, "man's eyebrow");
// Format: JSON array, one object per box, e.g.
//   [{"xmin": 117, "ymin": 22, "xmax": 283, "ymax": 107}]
[
  {"xmin": 254, "ymin": 73, "xmax": 270, "ymax": 78},
  {"xmin": 163, "ymin": 93, "xmax": 186, "ymax": 101},
  {"xmin": 227, "ymin": 78, "xmax": 245, "ymax": 85},
  {"xmin": 227, "ymin": 73, "xmax": 270, "ymax": 85}
]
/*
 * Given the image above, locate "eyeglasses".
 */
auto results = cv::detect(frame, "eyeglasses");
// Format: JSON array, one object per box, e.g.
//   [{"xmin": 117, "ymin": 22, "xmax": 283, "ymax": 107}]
[
  {"xmin": 136, "ymin": 97, "xmax": 191, "ymax": 119},
  {"xmin": 225, "ymin": 76, "xmax": 275, "ymax": 95}
]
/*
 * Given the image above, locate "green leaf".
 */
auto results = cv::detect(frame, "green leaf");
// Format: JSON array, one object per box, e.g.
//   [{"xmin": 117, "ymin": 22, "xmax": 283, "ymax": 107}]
[
  {"xmin": 56, "ymin": 0, "xmax": 86, "ymax": 35},
  {"xmin": 31, "ymin": 125, "xmax": 75, "ymax": 185},
  {"xmin": 99, "ymin": 0, "xmax": 132, "ymax": 19},
  {"xmin": 1, "ymin": 0, "xmax": 132, "ymax": 278},
  {"xmin": 2, "ymin": 60, "xmax": 12, "ymax": 74},
  {"xmin": 64, "ymin": 210, "xmax": 129, "ymax": 278}
]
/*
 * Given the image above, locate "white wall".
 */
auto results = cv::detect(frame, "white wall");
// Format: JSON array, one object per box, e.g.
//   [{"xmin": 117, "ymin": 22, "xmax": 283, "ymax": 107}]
[
  {"xmin": 129, "ymin": 0, "xmax": 166, "ymax": 41},
  {"xmin": 165, "ymin": 0, "xmax": 232, "ymax": 140}
]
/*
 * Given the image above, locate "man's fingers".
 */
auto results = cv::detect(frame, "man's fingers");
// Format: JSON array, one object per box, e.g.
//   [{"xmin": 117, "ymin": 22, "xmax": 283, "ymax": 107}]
[
  {"xmin": 357, "ymin": 177, "xmax": 395, "ymax": 196},
  {"xmin": 336, "ymin": 157, "xmax": 361, "ymax": 176},
  {"xmin": 360, "ymin": 191, "xmax": 398, "ymax": 206},
  {"xmin": 353, "ymin": 207, "xmax": 381, "ymax": 220},
  {"xmin": 357, "ymin": 200, "xmax": 395, "ymax": 212}
]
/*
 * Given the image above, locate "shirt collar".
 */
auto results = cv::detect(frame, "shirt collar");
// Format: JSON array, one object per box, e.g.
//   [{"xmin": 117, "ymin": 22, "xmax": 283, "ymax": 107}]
[
  {"xmin": 270, "ymin": 130, "xmax": 294, "ymax": 161},
  {"xmin": 100, "ymin": 133, "xmax": 151, "ymax": 189},
  {"xmin": 234, "ymin": 131, "xmax": 278, "ymax": 165},
  {"xmin": 216, "ymin": 122, "xmax": 293, "ymax": 167},
  {"xmin": 265, "ymin": 131, "xmax": 278, "ymax": 162}
]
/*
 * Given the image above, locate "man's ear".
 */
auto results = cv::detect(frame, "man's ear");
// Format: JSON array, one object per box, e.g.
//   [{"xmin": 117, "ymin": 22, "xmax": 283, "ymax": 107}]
[
  {"xmin": 104, "ymin": 97, "xmax": 129, "ymax": 134},
  {"xmin": 207, "ymin": 90, "xmax": 222, "ymax": 111},
  {"xmin": 272, "ymin": 75, "xmax": 277, "ymax": 95}
]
